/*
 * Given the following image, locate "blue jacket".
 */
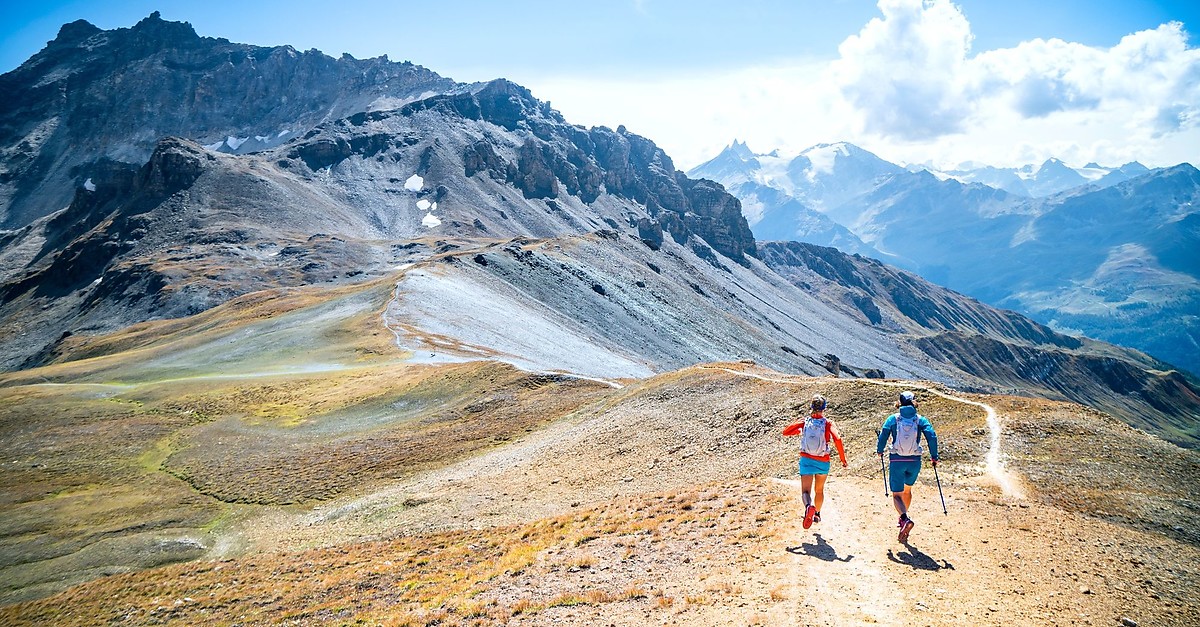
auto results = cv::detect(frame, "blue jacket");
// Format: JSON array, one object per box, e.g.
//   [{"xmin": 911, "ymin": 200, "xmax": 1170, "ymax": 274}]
[{"xmin": 876, "ymin": 405, "xmax": 938, "ymax": 462}]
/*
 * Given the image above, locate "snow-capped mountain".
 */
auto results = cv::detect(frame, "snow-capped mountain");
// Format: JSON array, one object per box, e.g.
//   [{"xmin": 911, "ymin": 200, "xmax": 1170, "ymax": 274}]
[
  {"xmin": 689, "ymin": 139, "xmax": 1198, "ymax": 376},
  {"xmin": 930, "ymin": 158, "xmax": 1154, "ymax": 197},
  {"xmin": 687, "ymin": 141, "xmax": 902, "ymax": 249},
  {"xmin": 730, "ymin": 182, "xmax": 881, "ymax": 257}
]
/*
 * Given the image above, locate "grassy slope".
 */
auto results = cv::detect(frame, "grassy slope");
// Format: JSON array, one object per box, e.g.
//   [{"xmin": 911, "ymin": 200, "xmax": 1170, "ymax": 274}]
[
  {"xmin": 0, "ymin": 276, "xmax": 616, "ymax": 604},
  {"xmin": 0, "ymin": 275, "xmax": 1198, "ymax": 624}
]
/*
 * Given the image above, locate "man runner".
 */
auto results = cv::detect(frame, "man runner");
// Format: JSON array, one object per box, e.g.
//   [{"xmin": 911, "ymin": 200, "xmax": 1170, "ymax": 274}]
[{"xmin": 876, "ymin": 391, "xmax": 939, "ymax": 543}]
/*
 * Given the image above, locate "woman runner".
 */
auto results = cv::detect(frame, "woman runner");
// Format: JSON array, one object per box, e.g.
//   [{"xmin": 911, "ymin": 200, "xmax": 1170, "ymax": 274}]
[{"xmin": 782, "ymin": 394, "xmax": 848, "ymax": 529}]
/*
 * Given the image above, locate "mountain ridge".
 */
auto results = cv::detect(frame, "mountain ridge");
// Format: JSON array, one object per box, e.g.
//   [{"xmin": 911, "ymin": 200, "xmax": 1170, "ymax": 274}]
[
  {"xmin": 0, "ymin": 11, "xmax": 455, "ymax": 229},
  {"xmin": 690, "ymin": 140, "xmax": 1200, "ymax": 376}
]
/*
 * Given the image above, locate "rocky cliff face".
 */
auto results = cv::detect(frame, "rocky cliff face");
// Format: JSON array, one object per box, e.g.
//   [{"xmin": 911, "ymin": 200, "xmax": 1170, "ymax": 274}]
[
  {"xmin": 0, "ymin": 11, "xmax": 455, "ymax": 229},
  {"xmin": 0, "ymin": 52, "xmax": 760, "ymax": 372}
]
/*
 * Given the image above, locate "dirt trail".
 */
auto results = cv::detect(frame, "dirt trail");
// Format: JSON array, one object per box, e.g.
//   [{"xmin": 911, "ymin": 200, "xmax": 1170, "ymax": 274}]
[
  {"xmin": 704, "ymin": 366, "xmax": 1023, "ymax": 498},
  {"xmin": 765, "ymin": 477, "xmax": 908, "ymax": 626}
]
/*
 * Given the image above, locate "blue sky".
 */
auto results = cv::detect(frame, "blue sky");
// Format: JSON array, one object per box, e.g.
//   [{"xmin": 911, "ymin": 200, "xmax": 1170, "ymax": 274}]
[{"xmin": 3, "ymin": 1, "xmax": 1199, "ymax": 169}]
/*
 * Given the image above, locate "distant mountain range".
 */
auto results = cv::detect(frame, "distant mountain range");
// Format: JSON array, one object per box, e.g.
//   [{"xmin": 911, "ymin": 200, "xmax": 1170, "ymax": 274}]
[
  {"xmin": 689, "ymin": 142, "xmax": 1200, "ymax": 377},
  {"xmin": 0, "ymin": 13, "xmax": 1196, "ymax": 447},
  {"xmin": 917, "ymin": 157, "xmax": 1152, "ymax": 198}
]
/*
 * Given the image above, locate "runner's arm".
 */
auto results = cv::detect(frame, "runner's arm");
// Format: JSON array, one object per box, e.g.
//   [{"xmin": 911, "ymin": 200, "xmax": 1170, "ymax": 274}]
[
  {"xmin": 876, "ymin": 416, "xmax": 893, "ymax": 454},
  {"xmin": 829, "ymin": 421, "xmax": 848, "ymax": 466},
  {"xmin": 922, "ymin": 418, "xmax": 939, "ymax": 460}
]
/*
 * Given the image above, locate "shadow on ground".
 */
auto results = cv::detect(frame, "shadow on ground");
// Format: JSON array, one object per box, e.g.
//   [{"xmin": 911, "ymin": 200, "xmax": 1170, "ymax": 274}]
[
  {"xmin": 888, "ymin": 543, "xmax": 954, "ymax": 571},
  {"xmin": 786, "ymin": 534, "xmax": 854, "ymax": 563}
]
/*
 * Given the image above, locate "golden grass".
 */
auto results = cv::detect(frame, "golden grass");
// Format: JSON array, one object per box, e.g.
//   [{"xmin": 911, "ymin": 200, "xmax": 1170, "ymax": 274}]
[
  {"xmin": 0, "ymin": 344, "xmax": 617, "ymax": 606},
  {"xmin": 0, "ymin": 480, "xmax": 782, "ymax": 626},
  {"xmin": 10, "ymin": 276, "xmax": 402, "ymax": 383}
]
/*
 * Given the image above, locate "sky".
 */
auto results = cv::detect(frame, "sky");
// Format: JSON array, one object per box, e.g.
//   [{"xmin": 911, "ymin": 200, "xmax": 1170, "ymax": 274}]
[{"xmin": 2, "ymin": 0, "xmax": 1199, "ymax": 170}]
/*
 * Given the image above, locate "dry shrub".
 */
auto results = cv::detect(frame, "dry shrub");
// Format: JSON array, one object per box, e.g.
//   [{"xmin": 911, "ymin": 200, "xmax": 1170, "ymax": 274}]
[
  {"xmin": 548, "ymin": 593, "xmax": 585, "ymax": 607},
  {"xmin": 456, "ymin": 599, "xmax": 491, "ymax": 618},
  {"xmin": 769, "ymin": 584, "xmax": 788, "ymax": 602},
  {"xmin": 622, "ymin": 585, "xmax": 648, "ymax": 599},
  {"xmin": 510, "ymin": 597, "xmax": 538, "ymax": 616},
  {"xmin": 705, "ymin": 581, "xmax": 742, "ymax": 595},
  {"xmin": 567, "ymin": 553, "xmax": 595, "ymax": 569},
  {"xmin": 583, "ymin": 589, "xmax": 616, "ymax": 604}
]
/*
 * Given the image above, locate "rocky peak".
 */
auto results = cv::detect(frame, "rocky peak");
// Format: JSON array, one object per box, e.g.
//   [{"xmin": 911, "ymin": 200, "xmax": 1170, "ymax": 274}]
[
  {"xmin": 51, "ymin": 19, "xmax": 102, "ymax": 45},
  {"xmin": 0, "ymin": 14, "xmax": 456, "ymax": 229},
  {"xmin": 139, "ymin": 137, "xmax": 209, "ymax": 196},
  {"xmin": 726, "ymin": 139, "xmax": 755, "ymax": 159},
  {"xmin": 130, "ymin": 11, "xmax": 197, "ymax": 38},
  {"xmin": 473, "ymin": 78, "xmax": 565, "ymax": 129}
]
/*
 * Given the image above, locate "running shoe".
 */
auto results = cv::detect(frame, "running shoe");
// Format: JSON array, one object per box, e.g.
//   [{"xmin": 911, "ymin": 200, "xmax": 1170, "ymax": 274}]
[
  {"xmin": 803, "ymin": 505, "xmax": 816, "ymax": 529},
  {"xmin": 898, "ymin": 518, "xmax": 915, "ymax": 543},
  {"xmin": 813, "ymin": 511, "xmax": 821, "ymax": 524}
]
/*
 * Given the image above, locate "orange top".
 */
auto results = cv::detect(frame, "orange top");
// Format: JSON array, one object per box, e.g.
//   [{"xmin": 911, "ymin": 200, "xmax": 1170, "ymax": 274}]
[{"xmin": 781, "ymin": 413, "xmax": 847, "ymax": 464}]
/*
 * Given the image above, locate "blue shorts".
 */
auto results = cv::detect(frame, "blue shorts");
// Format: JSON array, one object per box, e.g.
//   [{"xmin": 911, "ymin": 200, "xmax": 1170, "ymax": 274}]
[
  {"xmin": 889, "ymin": 459, "xmax": 922, "ymax": 493},
  {"xmin": 798, "ymin": 457, "xmax": 831, "ymax": 476}
]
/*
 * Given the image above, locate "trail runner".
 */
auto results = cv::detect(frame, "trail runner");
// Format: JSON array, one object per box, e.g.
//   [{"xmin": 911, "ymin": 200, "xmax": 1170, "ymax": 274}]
[{"xmin": 782, "ymin": 394, "xmax": 848, "ymax": 529}]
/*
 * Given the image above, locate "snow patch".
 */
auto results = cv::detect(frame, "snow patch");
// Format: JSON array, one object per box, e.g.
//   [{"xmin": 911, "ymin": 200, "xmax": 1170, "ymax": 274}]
[
  {"xmin": 753, "ymin": 154, "xmax": 796, "ymax": 195},
  {"xmin": 203, "ymin": 140, "xmax": 224, "ymax": 151},
  {"xmin": 225, "ymin": 136, "xmax": 248, "ymax": 150},
  {"xmin": 404, "ymin": 174, "xmax": 424, "ymax": 191},
  {"xmin": 1010, "ymin": 220, "xmax": 1038, "ymax": 247},
  {"xmin": 421, "ymin": 213, "xmax": 442, "ymax": 228},
  {"xmin": 368, "ymin": 90, "xmax": 442, "ymax": 112},
  {"xmin": 739, "ymin": 193, "xmax": 766, "ymax": 226},
  {"xmin": 1075, "ymin": 165, "xmax": 1110, "ymax": 181},
  {"xmin": 416, "ymin": 199, "xmax": 431, "ymax": 211},
  {"xmin": 83, "ymin": 178, "xmax": 96, "ymax": 192},
  {"xmin": 803, "ymin": 143, "xmax": 848, "ymax": 179}
]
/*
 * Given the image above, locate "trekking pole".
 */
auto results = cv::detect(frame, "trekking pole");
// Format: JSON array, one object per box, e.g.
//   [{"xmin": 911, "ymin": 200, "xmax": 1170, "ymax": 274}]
[
  {"xmin": 933, "ymin": 461, "xmax": 948, "ymax": 515},
  {"xmin": 875, "ymin": 429, "xmax": 889, "ymax": 497}
]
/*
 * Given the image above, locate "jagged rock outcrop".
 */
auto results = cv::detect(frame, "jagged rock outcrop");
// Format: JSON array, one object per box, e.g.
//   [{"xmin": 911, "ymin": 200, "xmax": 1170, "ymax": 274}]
[{"xmin": 0, "ymin": 11, "xmax": 455, "ymax": 229}]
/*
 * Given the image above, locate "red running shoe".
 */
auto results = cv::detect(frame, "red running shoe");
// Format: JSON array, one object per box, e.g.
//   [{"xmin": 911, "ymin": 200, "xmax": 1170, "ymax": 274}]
[
  {"xmin": 898, "ymin": 518, "xmax": 915, "ymax": 543},
  {"xmin": 803, "ymin": 505, "xmax": 816, "ymax": 529}
]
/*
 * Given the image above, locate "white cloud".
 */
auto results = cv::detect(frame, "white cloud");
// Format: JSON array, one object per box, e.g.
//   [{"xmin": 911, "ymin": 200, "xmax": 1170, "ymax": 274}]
[
  {"xmin": 524, "ymin": 60, "xmax": 846, "ymax": 170},
  {"xmin": 970, "ymin": 22, "xmax": 1200, "ymax": 130},
  {"xmin": 527, "ymin": 0, "xmax": 1200, "ymax": 171},
  {"xmin": 833, "ymin": 1, "xmax": 1200, "ymax": 164},
  {"xmin": 831, "ymin": 0, "xmax": 974, "ymax": 140}
]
